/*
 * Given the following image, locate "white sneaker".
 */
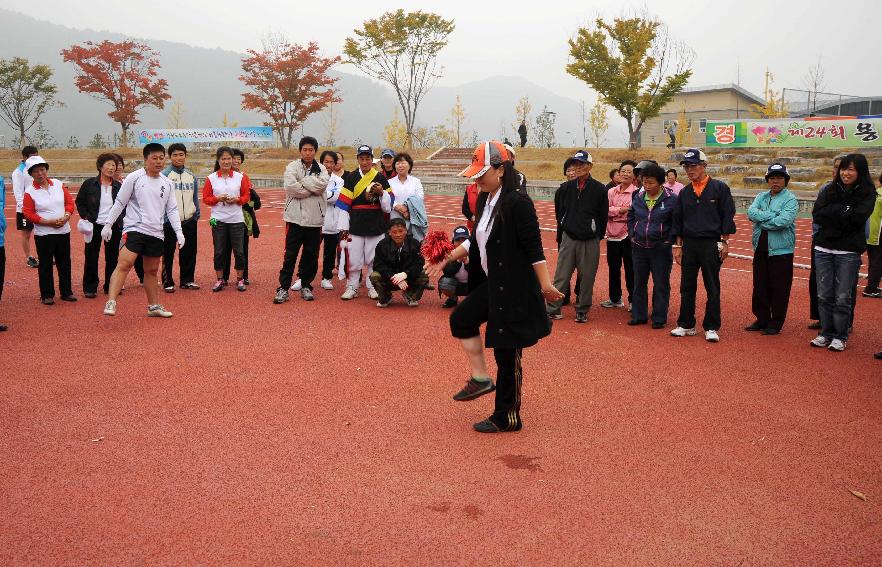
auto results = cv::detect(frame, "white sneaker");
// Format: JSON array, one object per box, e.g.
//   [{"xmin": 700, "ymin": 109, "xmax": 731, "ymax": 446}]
[
  {"xmin": 341, "ymin": 286, "xmax": 358, "ymax": 300},
  {"xmin": 705, "ymin": 330, "xmax": 720, "ymax": 342},
  {"xmin": 810, "ymin": 335, "xmax": 830, "ymax": 348},
  {"xmin": 290, "ymin": 279, "xmax": 302, "ymax": 292},
  {"xmin": 828, "ymin": 338, "xmax": 846, "ymax": 352},
  {"xmin": 103, "ymin": 299, "xmax": 117, "ymax": 316},
  {"xmin": 367, "ymin": 288, "xmax": 379, "ymax": 300},
  {"xmin": 321, "ymin": 278, "xmax": 334, "ymax": 290},
  {"xmin": 670, "ymin": 326, "xmax": 696, "ymax": 337},
  {"xmin": 147, "ymin": 304, "xmax": 173, "ymax": 318}
]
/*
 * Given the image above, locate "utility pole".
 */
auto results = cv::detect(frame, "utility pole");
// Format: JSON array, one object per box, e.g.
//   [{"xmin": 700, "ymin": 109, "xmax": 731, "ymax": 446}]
[{"xmin": 581, "ymin": 100, "xmax": 588, "ymax": 147}]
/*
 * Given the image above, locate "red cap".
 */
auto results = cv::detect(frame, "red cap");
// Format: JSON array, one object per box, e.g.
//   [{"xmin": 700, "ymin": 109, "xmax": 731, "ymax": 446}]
[{"xmin": 459, "ymin": 141, "xmax": 509, "ymax": 179}]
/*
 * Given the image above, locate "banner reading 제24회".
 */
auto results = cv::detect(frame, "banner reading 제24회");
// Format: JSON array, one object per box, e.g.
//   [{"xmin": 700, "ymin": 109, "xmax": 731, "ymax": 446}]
[
  {"xmin": 138, "ymin": 127, "xmax": 275, "ymax": 145},
  {"xmin": 705, "ymin": 118, "xmax": 882, "ymax": 148}
]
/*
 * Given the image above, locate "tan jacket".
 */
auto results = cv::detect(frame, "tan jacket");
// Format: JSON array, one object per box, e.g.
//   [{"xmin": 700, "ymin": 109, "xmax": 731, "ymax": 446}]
[{"xmin": 283, "ymin": 159, "xmax": 329, "ymax": 227}]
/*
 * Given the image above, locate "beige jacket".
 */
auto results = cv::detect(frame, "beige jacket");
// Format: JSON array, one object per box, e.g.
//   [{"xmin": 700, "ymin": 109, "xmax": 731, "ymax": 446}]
[{"xmin": 283, "ymin": 159, "xmax": 329, "ymax": 227}]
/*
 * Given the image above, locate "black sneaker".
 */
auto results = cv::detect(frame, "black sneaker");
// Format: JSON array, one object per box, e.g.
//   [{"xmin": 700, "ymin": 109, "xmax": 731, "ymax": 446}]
[
  {"xmin": 452, "ymin": 377, "xmax": 496, "ymax": 401},
  {"xmin": 627, "ymin": 319, "xmax": 647, "ymax": 326},
  {"xmin": 575, "ymin": 312, "xmax": 588, "ymax": 323},
  {"xmin": 163, "ymin": 284, "xmax": 175, "ymax": 293},
  {"xmin": 761, "ymin": 328, "xmax": 780, "ymax": 335},
  {"xmin": 26, "ymin": 256, "xmax": 38, "ymax": 268},
  {"xmin": 441, "ymin": 297, "xmax": 458, "ymax": 309},
  {"xmin": 41, "ymin": 297, "xmax": 55, "ymax": 305},
  {"xmin": 745, "ymin": 321, "xmax": 764, "ymax": 331},
  {"xmin": 875, "ymin": 351, "xmax": 882, "ymax": 360},
  {"xmin": 473, "ymin": 418, "xmax": 522, "ymax": 433},
  {"xmin": 84, "ymin": 291, "xmax": 97, "ymax": 299},
  {"xmin": 61, "ymin": 295, "xmax": 78, "ymax": 302},
  {"xmin": 0, "ymin": 324, "xmax": 7, "ymax": 332},
  {"xmin": 180, "ymin": 282, "xmax": 201, "ymax": 290},
  {"xmin": 651, "ymin": 322, "xmax": 665, "ymax": 329},
  {"xmin": 862, "ymin": 289, "xmax": 882, "ymax": 298},
  {"xmin": 548, "ymin": 312, "xmax": 563, "ymax": 320}
]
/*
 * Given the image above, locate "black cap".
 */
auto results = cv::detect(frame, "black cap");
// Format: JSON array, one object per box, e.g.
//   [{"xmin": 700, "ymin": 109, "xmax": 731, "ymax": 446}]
[
  {"xmin": 452, "ymin": 225, "xmax": 470, "ymax": 241},
  {"xmin": 635, "ymin": 159, "xmax": 658, "ymax": 174},
  {"xmin": 679, "ymin": 149, "xmax": 708, "ymax": 165},
  {"xmin": 357, "ymin": 145, "xmax": 373, "ymax": 157},
  {"xmin": 764, "ymin": 162, "xmax": 790, "ymax": 181}
]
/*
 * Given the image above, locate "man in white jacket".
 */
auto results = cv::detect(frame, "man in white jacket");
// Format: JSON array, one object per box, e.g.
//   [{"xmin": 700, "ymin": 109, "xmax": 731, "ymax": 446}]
[{"xmin": 274, "ymin": 136, "xmax": 330, "ymax": 303}]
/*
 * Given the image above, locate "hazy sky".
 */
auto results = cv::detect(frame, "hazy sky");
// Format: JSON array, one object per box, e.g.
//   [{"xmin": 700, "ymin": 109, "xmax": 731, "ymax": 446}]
[{"xmin": 7, "ymin": 0, "xmax": 882, "ymax": 105}]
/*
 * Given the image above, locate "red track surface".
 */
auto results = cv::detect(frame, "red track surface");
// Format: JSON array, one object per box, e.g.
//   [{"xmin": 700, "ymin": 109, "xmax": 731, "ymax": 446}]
[{"xmin": 2, "ymin": 188, "xmax": 881, "ymax": 565}]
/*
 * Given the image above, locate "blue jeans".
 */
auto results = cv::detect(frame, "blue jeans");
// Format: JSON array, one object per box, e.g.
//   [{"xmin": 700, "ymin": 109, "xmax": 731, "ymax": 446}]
[
  {"xmin": 814, "ymin": 249, "xmax": 861, "ymax": 341},
  {"xmin": 631, "ymin": 244, "xmax": 673, "ymax": 324}
]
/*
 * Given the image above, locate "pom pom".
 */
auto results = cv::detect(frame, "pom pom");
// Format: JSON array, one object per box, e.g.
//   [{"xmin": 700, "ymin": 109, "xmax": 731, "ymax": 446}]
[{"xmin": 420, "ymin": 230, "xmax": 454, "ymax": 264}]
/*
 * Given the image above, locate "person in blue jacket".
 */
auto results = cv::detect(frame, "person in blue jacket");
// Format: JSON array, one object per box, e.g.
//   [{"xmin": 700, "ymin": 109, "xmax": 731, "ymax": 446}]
[
  {"xmin": 746, "ymin": 163, "xmax": 799, "ymax": 335},
  {"xmin": 627, "ymin": 163, "xmax": 677, "ymax": 328}
]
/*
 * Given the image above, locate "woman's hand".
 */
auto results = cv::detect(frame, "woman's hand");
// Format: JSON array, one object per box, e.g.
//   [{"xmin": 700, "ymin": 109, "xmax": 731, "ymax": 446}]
[
  {"xmin": 541, "ymin": 284, "xmax": 564, "ymax": 302},
  {"xmin": 424, "ymin": 258, "xmax": 447, "ymax": 279}
]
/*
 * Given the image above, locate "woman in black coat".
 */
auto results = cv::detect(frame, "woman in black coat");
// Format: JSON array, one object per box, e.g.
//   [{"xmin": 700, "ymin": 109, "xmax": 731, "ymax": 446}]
[
  {"xmin": 427, "ymin": 141, "xmax": 562, "ymax": 433},
  {"xmin": 75, "ymin": 153, "xmax": 122, "ymax": 297}
]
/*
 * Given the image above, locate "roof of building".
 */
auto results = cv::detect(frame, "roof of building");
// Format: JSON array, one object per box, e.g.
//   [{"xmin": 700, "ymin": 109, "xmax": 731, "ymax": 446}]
[{"xmin": 679, "ymin": 83, "xmax": 766, "ymax": 106}]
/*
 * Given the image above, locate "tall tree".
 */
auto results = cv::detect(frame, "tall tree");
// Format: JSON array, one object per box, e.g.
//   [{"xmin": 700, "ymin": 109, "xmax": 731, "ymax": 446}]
[
  {"xmin": 61, "ymin": 40, "xmax": 170, "ymax": 147},
  {"xmin": 324, "ymin": 103, "xmax": 340, "ymax": 146},
  {"xmin": 588, "ymin": 99, "xmax": 609, "ymax": 149},
  {"xmin": 802, "ymin": 56, "xmax": 827, "ymax": 115},
  {"xmin": 344, "ymin": 9, "xmax": 455, "ymax": 148},
  {"xmin": 240, "ymin": 40, "xmax": 340, "ymax": 149},
  {"xmin": 0, "ymin": 57, "xmax": 61, "ymax": 146},
  {"xmin": 513, "ymin": 96, "xmax": 532, "ymax": 132},
  {"xmin": 533, "ymin": 106, "xmax": 557, "ymax": 148},
  {"xmin": 448, "ymin": 95, "xmax": 466, "ymax": 146},
  {"xmin": 166, "ymin": 99, "xmax": 186, "ymax": 128},
  {"xmin": 567, "ymin": 14, "xmax": 693, "ymax": 149}
]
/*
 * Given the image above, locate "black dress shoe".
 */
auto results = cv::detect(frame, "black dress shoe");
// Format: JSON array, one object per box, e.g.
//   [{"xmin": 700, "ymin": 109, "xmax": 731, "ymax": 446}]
[
  {"xmin": 761, "ymin": 328, "xmax": 780, "ymax": 335},
  {"xmin": 0, "ymin": 324, "xmax": 7, "ymax": 332},
  {"xmin": 627, "ymin": 319, "xmax": 647, "ymax": 326},
  {"xmin": 84, "ymin": 292, "xmax": 97, "ymax": 299},
  {"xmin": 875, "ymin": 351, "xmax": 882, "ymax": 360},
  {"xmin": 61, "ymin": 295, "xmax": 78, "ymax": 302},
  {"xmin": 651, "ymin": 322, "xmax": 665, "ymax": 329},
  {"xmin": 41, "ymin": 297, "xmax": 55, "ymax": 305},
  {"xmin": 745, "ymin": 322, "xmax": 764, "ymax": 331}
]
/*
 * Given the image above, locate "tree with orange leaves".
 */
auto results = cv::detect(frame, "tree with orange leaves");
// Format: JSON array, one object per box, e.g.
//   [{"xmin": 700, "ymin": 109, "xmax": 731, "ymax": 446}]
[
  {"xmin": 60, "ymin": 40, "xmax": 170, "ymax": 147},
  {"xmin": 240, "ymin": 40, "xmax": 340, "ymax": 149}
]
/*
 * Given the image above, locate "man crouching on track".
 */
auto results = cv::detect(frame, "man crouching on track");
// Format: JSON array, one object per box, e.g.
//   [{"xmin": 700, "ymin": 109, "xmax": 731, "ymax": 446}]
[{"xmin": 101, "ymin": 143, "xmax": 184, "ymax": 318}]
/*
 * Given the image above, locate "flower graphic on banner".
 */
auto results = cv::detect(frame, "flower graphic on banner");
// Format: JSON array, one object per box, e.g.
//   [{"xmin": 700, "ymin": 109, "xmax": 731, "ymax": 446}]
[
  {"xmin": 751, "ymin": 125, "xmax": 784, "ymax": 145},
  {"xmin": 751, "ymin": 126, "xmax": 767, "ymax": 144}
]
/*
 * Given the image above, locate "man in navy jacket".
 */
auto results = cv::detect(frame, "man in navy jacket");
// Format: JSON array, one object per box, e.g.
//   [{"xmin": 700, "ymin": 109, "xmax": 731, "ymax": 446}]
[{"xmin": 670, "ymin": 149, "xmax": 736, "ymax": 342}]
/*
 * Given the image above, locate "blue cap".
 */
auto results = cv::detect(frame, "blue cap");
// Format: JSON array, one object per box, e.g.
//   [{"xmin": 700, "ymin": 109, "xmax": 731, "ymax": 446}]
[
  {"xmin": 356, "ymin": 145, "xmax": 373, "ymax": 157},
  {"xmin": 572, "ymin": 150, "xmax": 592, "ymax": 163},
  {"xmin": 452, "ymin": 225, "xmax": 470, "ymax": 241},
  {"xmin": 380, "ymin": 148, "xmax": 395, "ymax": 158}
]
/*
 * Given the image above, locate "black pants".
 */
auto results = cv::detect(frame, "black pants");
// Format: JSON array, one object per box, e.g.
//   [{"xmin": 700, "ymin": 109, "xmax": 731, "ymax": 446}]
[
  {"xmin": 321, "ymin": 232, "xmax": 340, "ymax": 281},
  {"xmin": 809, "ymin": 243, "xmax": 819, "ymax": 320},
  {"xmin": 866, "ymin": 244, "xmax": 882, "ymax": 292},
  {"xmin": 212, "ymin": 221, "xmax": 245, "ymax": 273},
  {"xmin": 35, "ymin": 233, "xmax": 72, "ymax": 299},
  {"xmin": 369, "ymin": 271, "xmax": 429, "ymax": 302},
  {"xmin": 83, "ymin": 223, "xmax": 121, "ymax": 294},
  {"xmin": 677, "ymin": 237, "xmax": 722, "ymax": 331},
  {"xmin": 631, "ymin": 244, "xmax": 673, "ymax": 324},
  {"xmin": 222, "ymin": 230, "xmax": 250, "ymax": 282},
  {"xmin": 752, "ymin": 250, "xmax": 793, "ymax": 330},
  {"xmin": 162, "ymin": 220, "xmax": 198, "ymax": 287},
  {"xmin": 279, "ymin": 223, "xmax": 321, "ymax": 290},
  {"xmin": 0, "ymin": 246, "xmax": 5, "ymax": 301},
  {"xmin": 449, "ymin": 282, "xmax": 524, "ymax": 431},
  {"xmin": 606, "ymin": 240, "xmax": 634, "ymax": 303}
]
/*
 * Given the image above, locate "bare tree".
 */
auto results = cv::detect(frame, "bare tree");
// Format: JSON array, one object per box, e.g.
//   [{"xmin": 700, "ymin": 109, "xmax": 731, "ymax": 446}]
[{"xmin": 802, "ymin": 56, "xmax": 827, "ymax": 115}]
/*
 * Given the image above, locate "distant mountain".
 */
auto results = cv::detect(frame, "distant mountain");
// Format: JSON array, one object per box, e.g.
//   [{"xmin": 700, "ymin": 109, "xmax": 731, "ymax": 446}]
[{"xmin": 0, "ymin": 9, "xmax": 593, "ymax": 148}]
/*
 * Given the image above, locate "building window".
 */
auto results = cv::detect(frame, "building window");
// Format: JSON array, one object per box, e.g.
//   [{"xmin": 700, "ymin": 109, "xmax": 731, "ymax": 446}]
[{"xmin": 699, "ymin": 119, "xmax": 707, "ymax": 133}]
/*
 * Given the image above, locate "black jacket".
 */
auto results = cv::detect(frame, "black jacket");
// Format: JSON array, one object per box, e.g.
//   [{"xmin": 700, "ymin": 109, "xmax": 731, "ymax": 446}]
[
  {"xmin": 75, "ymin": 176, "xmax": 123, "ymax": 228},
  {"xmin": 554, "ymin": 176, "xmax": 608, "ymax": 243},
  {"xmin": 671, "ymin": 177, "xmax": 737, "ymax": 239},
  {"xmin": 468, "ymin": 189, "xmax": 551, "ymax": 349},
  {"xmin": 373, "ymin": 234, "xmax": 425, "ymax": 282},
  {"xmin": 812, "ymin": 181, "xmax": 876, "ymax": 253}
]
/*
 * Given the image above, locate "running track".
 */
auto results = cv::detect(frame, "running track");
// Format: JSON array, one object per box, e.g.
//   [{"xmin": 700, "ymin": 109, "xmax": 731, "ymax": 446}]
[{"xmin": 1, "ymin": 188, "xmax": 881, "ymax": 564}]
